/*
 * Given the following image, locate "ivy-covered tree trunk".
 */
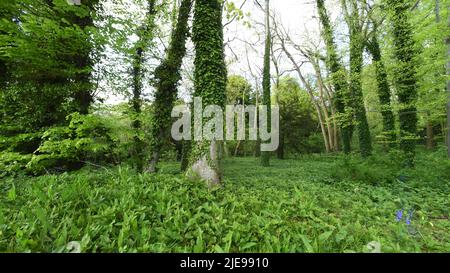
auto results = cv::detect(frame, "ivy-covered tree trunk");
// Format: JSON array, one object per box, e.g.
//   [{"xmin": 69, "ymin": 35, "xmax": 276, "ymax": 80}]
[
  {"xmin": 147, "ymin": 0, "xmax": 192, "ymax": 173},
  {"xmin": 346, "ymin": 2, "xmax": 372, "ymax": 158},
  {"xmin": 447, "ymin": 5, "xmax": 450, "ymax": 159},
  {"xmin": 261, "ymin": 0, "xmax": 271, "ymax": 167},
  {"xmin": 131, "ymin": 0, "xmax": 156, "ymax": 172},
  {"xmin": 187, "ymin": 0, "xmax": 227, "ymax": 187},
  {"xmin": 388, "ymin": 0, "xmax": 419, "ymax": 166},
  {"xmin": 316, "ymin": 0, "xmax": 353, "ymax": 154},
  {"xmin": 367, "ymin": 32, "xmax": 396, "ymax": 147}
]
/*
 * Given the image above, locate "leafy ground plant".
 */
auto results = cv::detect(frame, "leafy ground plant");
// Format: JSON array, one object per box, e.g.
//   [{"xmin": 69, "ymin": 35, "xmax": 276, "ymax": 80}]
[{"xmin": 0, "ymin": 151, "xmax": 449, "ymax": 253}]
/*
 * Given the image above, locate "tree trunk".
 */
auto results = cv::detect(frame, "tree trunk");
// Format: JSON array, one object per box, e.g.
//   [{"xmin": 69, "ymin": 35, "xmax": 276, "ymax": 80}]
[
  {"xmin": 388, "ymin": 0, "xmax": 419, "ymax": 166},
  {"xmin": 367, "ymin": 33, "xmax": 396, "ymax": 148},
  {"xmin": 447, "ymin": 3, "xmax": 450, "ymax": 158},
  {"xmin": 347, "ymin": 2, "xmax": 372, "ymax": 158},
  {"xmin": 72, "ymin": 0, "xmax": 99, "ymax": 114},
  {"xmin": 261, "ymin": 0, "xmax": 271, "ymax": 167},
  {"xmin": 277, "ymin": 133, "xmax": 284, "ymax": 159},
  {"xmin": 316, "ymin": 0, "xmax": 352, "ymax": 154},
  {"xmin": 187, "ymin": 0, "xmax": 227, "ymax": 187},
  {"xmin": 147, "ymin": 0, "xmax": 192, "ymax": 173}
]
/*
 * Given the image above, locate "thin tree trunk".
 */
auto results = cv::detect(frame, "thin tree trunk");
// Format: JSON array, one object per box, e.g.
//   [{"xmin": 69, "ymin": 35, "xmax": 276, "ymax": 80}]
[
  {"xmin": 426, "ymin": 111, "xmax": 435, "ymax": 150},
  {"xmin": 447, "ymin": 3, "xmax": 450, "ymax": 158},
  {"xmin": 261, "ymin": 0, "xmax": 271, "ymax": 167},
  {"xmin": 147, "ymin": 0, "xmax": 192, "ymax": 173}
]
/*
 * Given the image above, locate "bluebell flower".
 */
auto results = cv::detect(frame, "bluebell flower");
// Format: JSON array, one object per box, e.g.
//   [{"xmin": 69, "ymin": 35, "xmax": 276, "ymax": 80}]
[{"xmin": 396, "ymin": 210, "xmax": 404, "ymax": 222}]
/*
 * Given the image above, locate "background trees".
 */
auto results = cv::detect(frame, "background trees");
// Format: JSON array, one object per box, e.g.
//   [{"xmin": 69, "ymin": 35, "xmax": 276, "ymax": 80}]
[{"xmin": 0, "ymin": 0, "xmax": 448, "ymax": 178}]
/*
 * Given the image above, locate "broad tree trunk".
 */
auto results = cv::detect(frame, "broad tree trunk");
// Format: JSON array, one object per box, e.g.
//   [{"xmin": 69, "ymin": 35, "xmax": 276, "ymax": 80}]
[
  {"xmin": 388, "ymin": 0, "xmax": 419, "ymax": 166},
  {"xmin": 187, "ymin": 0, "xmax": 227, "ymax": 187},
  {"xmin": 71, "ymin": 0, "xmax": 100, "ymax": 114}
]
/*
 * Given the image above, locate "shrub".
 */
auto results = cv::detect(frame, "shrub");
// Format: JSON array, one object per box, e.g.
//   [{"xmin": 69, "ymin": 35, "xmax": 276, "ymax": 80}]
[{"xmin": 27, "ymin": 112, "xmax": 118, "ymax": 174}]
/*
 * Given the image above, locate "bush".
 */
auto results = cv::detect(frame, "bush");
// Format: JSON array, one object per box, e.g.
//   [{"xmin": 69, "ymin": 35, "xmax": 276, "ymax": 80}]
[
  {"xmin": 27, "ymin": 112, "xmax": 118, "ymax": 174},
  {"xmin": 0, "ymin": 152, "xmax": 33, "ymax": 178}
]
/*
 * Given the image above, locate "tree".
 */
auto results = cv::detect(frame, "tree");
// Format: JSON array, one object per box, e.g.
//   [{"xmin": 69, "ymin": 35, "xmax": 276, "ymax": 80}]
[
  {"xmin": 447, "ymin": 1, "xmax": 450, "ymax": 158},
  {"xmin": 342, "ymin": 0, "xmax": 372, "ymax": 157},
  {"xmin": 147, "ymin": 0, "xmax": 192, "ymax": 173},
  {"xmin": 387, "ymin": 0, "xmax": 420, "ymax": 166},
  {"xmin": 70, "ymin": 0, "xmax": 100, "ymax": 115},
  {"xmin": 316, "ymin": 0, "xmax": 353, "ymax": 154},
  {"xmin": 187, "ymin": 0, "xmax": 227, "ymax": 187},
  {"xmin": 261, "ymin": 0, "xmax": 272, "ymax": 167},
  {"xmin": 366, "ymin": 24, "xmax": 396, "ymax": 148},
  {"xmin": 130, "ymin": 0, "xmax": 157, "ymax": 171}
]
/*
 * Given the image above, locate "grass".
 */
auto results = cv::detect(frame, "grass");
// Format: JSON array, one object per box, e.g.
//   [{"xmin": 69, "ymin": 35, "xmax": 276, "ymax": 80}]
[{"xmin": 0, "ymin": 150, "xmax": 449, "ymax": 253}]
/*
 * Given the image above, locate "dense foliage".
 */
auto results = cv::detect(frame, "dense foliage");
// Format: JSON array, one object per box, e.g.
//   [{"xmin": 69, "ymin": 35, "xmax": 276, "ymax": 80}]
[{"xmin": 1, "ymin": 151, "xmax": 449, "ymax": 252}]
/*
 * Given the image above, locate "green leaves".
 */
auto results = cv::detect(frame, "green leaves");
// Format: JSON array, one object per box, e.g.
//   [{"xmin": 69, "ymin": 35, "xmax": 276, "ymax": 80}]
[{"xmin": 1, "ymin": 151, "xmax": 449, "ymax": 252}]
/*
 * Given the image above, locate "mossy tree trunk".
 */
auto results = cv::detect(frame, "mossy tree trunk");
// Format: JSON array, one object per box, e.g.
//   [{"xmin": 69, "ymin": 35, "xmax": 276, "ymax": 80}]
[
  {"xmin": 147, "ymin": 0, "xmax": 192, "ymax": 173},
  {"xmin": 366, "ymin": 30, "xmax": 396, "ymax": 148},
  {"xmin": 187, "ymin": 0, "xmax": 227, "ymax": 187},
  {"xmin": 131, "ymin": 0, "xmax": 157, "ymax": 172},
  {"xmin": 344, "ymin": 0, "xmax": 372, "ymax": 158},
  {"xmin": 387, "ymin": 0, "xmax": 419, "ymax": 166},
  {"xmin": 316, "ymin": 0, "xmax": 353, "ymax": 154},
  {"xmin": 446, "ymin": 3, "xmax": 450, "ymax": 159},
  {"xmin": 261, "ymin": 0, "xmax": 271, "ymax": 167}
]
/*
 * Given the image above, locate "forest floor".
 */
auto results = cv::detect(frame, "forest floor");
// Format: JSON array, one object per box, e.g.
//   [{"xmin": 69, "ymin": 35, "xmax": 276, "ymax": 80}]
[{"xmin": 1, "ymin": 149, "xmax": 449, "ymax": 252}]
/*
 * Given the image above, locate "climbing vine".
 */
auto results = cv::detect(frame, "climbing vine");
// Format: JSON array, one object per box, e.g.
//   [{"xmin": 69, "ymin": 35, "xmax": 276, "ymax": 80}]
[
  {"xmin": 316, "ymin": 0, "xmax": 353, "ymax": 154},
  {"xmin": 188, "ymin": 0, "xmax": 227, "ymax": 186},
  {"xmin": 387, "ymin": 0, "xmax": 420, "ymax": 166},
  {"xmin": 147, "ymin": 0, "xmax": 192, "ymax": 173}
]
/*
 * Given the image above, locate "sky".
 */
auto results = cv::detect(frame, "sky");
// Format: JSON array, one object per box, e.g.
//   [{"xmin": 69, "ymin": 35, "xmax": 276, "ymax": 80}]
[{"xmin": 97, "ymin": 0, "xmax": 344, "ymax": 105}]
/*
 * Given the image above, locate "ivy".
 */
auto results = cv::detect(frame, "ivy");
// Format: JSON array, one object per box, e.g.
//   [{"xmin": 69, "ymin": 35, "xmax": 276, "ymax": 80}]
[
  {"xmin": 387, "ymin": 0, "xmax": 420, "ymax": 166},
  {"xmin": 188, "ymin": 0, "xmax": 227, "ymax": 185},
  {"xmin": 147, "ymin": 0, "xmax": 193, "ymax": 173},
  {"xmin": 316, "ymin": 0, "xmax": 353, "ymax": 154}
]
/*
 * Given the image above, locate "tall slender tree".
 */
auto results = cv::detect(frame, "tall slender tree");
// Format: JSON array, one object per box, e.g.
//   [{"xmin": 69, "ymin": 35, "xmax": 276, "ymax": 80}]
[
  {"xmin": 447, "ymin": 2, "xmax": 450, "ymax": 158},
  {"xmin": 366, "ymin": 28, "xmax": 396, "ymax": 147},
  {"xmin": 187, "ymin": 0, "xmax": 227, "ymax": 187},
  {"xmin": 131, "ymin": 0, "xmax": 157, "ymax": 172},
  {"xmin": 147, "ymin": 0, "xmax": 192, "ymax": 173},
  {"xmin": 316, "ymin": 0, "xmax": 353, "ymax": 154},
  {"xmin": 342, "ymin": 0, "xmax": 372, "ymax": 157},
  {"xmin": 387, "ymin": 0, "xmax": 419, "ymax": 166},
  {"xmin": 261, "ymin": 0, "xmax": 272, "ymax": 166}
]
